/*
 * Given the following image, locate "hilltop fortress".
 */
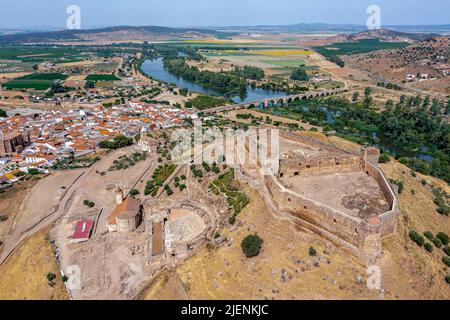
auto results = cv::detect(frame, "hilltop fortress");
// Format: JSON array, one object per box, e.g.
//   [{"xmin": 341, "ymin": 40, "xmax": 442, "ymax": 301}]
[{"xmin": 240, "ymin": 131, "xmax": 399, "ymax": 265}]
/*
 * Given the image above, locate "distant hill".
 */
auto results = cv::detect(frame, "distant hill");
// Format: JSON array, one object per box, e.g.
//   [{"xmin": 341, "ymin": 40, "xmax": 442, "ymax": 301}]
[
  {"xmin": 344, "ymin": 36, "xmax": 450, "ymax": 94},
  {"xmin": 0, "ymin": 25, "xmax": 232, "ymax": 44},
  {"xmin": 330, "ymin": 28, "xmax": 439, "ymax": 44},
  {"xmin": 211, "ymin": 23, "xmax": 450, "ymax": 35}
]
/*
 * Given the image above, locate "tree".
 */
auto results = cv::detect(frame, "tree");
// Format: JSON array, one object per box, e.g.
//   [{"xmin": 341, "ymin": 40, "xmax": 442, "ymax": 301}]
[
  {"xmin": 47, "ymin": 272, "xmax": 56, "ymax": 282},
  {"xmin": 85, "ymin": 80, "xmax": 95, "ymax": 89},
  {"xmin": 0, "ymin": 109, "xmax": 7, "ymax": 117},
  {"xmin": 409, "ymin": 230, "xmax": 424, "ymax": 247},
  {"xmin": 98, "ymin": 135, "xmax": 133, "ymax": 149},
  {"xmin": 442, "ymin": 256, "xmax": 450, "ymax": 267},
  {"xmin": 309, "ymin": 246, "xmax": 317, "ymax": 256},
  {"xmin": 27, "ymin": 168, "xmax": 40, "ymax": 175},
  {"xmin": 363, "ymin": 87, "xmax": 373, "ymax": 106},
  {"xmin": 241, "ymin": 234, "xmax": 263, "ymax": 258},
  {"xmin": 290, "ymin": 67, "xmax": 309, "ymax": 81},
  {"xmin": 352, "ymin": 92, "xmax": 359, "ymax": 102},
  {"xmin": 436, "ymin": 232, "xmax": 449, "ymax": 246}
]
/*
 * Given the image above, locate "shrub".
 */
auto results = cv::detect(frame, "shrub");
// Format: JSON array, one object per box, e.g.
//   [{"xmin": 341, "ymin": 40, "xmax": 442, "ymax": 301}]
[
  {"xmin": 130, "ymin": 189, "xmax": 140, "ymax": 196},
  {"xmin": 442, "ymin": 256, "xmax": 450, "ymax": 267},
  {"xmin": 437, "ymin": 205, "xmax": 450, "ymax": 216},
  {"xmin": 87, "ymin": 201, "xmax": 95, "ymax": 208},
  {"xmin": 309, "ymin": 246, "xmax": 317, "ymax": 257},
  {"xmin": 228, "ymin": 215, "xmax": 236, "ymax": 225},
  {"xmin": 433, "ymin": 238, "xmax": 443, "ymax": 248},
  {"xmin": 444, "ymin": 246, "xmax": 450, "ymax": 256},
  {"xmin": 393, "ymin": 180, "xmax": 404, "ymax": 194},
  {"xmin": 241, "ymin": 234, "xmax": 264, "ymax": 258},
  {"xmin": 379, "ymin": 154, "xmax": 391, "ymax": 163},
  {"xmin": 424, "ymin": 243, "xmax": 433, "ymax": 253},
  {"xmin": 436, "ymin": 232, "xmax": 449, "ymax": 246},
  {"xmin": 0, "ymin": 214, "xmax": 8, "ymax": 222},
  {"xmin": 446, "ymin": 275, "xmax": 450, "ymax": 284},
  {"xmin": 409, "ymin": 230, "xmax": 425, "ymax": 247},
  {"xmin": 424, "ymin": 231, "xmax": 434, "ymax": 241},
  {"xmin": 47, "ymin": 272, "xmax": 56, "ymax": 282}
]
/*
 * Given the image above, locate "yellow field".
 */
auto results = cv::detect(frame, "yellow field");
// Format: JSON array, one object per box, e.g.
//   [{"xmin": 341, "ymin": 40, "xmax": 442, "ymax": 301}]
[
  {"xmin": 219, "ymin": 49, "xmax": 313, "ymax": 56},
  {"xmin": 183, "ymin": 39, "xmax": 264, "ymax": 44},
  {"xmin": 252, "ymin": 50, "xmax": 312, "ymax": 56}
]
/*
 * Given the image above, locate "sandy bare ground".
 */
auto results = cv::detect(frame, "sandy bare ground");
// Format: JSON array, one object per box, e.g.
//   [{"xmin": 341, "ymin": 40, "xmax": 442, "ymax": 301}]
[
  {"xmin": 52, "ymin": 146, "xmax": 160, "ymax": 300},
  {"xmin": 0, "ymin": 72, "xmax": 32, "ymax": 79},
  {"xmin": 0, "ymin": 170, "xmax": 84, "ymax": 265}
]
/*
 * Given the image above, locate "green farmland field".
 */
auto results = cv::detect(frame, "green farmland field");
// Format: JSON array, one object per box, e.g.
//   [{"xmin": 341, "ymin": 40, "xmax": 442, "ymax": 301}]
[
  {"xmin": 0, "ymin": 46, "xmax": 85, "ymax": 63},
  {"xmin": 19, "ymin": 73, "xmax": 68, "ymax": 81},
  {"xmin": 313, "ymin": 39, "xmax": 409, "ymax": 58},
  {"xmin": 85, "ymin": 74, "xmax": 120, "ymax": 81},
  {"xmin": 262, "ymin": 59, "xmax": 306, "ymax": 68},
  {"xmin": 2, "ymin": 72, "xmax": 67, "ymax": 90}
]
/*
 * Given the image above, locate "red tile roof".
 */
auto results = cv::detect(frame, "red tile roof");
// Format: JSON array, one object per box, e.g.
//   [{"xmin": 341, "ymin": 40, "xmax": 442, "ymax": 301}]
[{"xmin": 72, "ymin": 219, "xmax": 95, "ymax": 240}]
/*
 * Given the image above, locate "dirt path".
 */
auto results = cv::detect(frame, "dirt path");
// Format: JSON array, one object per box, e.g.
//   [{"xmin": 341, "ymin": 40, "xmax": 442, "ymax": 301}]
[{"xmin": 0, "ymin": 148, "xmax": 128, "ymax": 266}]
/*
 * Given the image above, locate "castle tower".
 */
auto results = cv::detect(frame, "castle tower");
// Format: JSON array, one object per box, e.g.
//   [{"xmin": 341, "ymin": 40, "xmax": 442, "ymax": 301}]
[{"xmin": 115, "ymin": 186, "xmax": 123, "ymax": 204}]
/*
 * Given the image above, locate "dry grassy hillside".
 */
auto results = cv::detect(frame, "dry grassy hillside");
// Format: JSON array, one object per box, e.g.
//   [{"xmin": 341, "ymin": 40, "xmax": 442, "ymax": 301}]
[
  {"xmin": 0, "ymin": 226, "xmax": 68, "ymax": 300},
  {"xmin": 140, "ymin": 159, "xmax": 450, "ymax": 300},
  {"xmin": 344, "ymin": 37, "xmax": 450, "ymax": 86}
]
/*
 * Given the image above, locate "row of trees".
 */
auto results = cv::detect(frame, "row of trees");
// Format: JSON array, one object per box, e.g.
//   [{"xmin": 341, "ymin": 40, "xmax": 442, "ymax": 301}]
[
  {"xmin": 164, "ymin": 58, "xmax": 248, "ymax": 94},
  {"xmin": 228, "ymin": 65, "xmax": 265, "ymax": 80},
  {"xmin": 289, "ymin": 92, "xmax": 450, "ymax": 183}
]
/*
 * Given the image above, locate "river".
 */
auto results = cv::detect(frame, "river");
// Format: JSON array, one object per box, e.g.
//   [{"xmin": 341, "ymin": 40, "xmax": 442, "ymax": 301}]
[{"xmin": 140, "ymin": 58, "xmax": 287, "ymax": 104}]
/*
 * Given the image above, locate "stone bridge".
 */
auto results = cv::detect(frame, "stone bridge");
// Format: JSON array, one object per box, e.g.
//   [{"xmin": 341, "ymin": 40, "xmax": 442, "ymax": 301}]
[{"xmin": 203, "ymin": 88, "xmax": 348, "ymax": 114}]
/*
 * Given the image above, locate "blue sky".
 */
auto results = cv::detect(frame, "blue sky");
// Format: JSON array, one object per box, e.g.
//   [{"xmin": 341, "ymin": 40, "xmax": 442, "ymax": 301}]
[{"xmin": 0, "ymin": 0, "xmax": 449, "ymax": 28}]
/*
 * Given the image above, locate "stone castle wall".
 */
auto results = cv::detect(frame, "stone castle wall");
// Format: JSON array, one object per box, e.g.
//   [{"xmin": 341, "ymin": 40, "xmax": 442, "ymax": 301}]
[
  {"xmin": 279, "ymin": 155, "xmax": 363, "ymax": 178},
  {"xmin": 264, "ymin": 173, "xmax": 383, "ymax": 264},
  {"xmin": 243, "ymin": 130, "xmax": 399, "ymax": 265}
]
